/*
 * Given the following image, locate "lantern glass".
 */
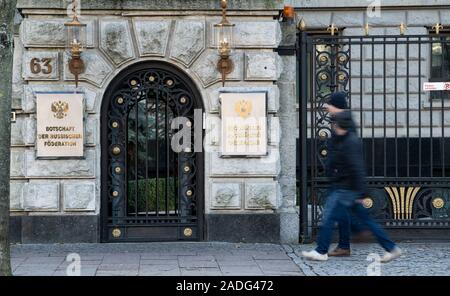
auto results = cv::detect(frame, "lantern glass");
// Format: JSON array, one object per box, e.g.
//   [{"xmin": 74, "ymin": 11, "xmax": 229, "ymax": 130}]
[
  {"xmin": 65, "ymin": 22, "xmax": 87, "ymax": 52},
  {"xmin": 214, "ymin": 23, "xmax": 234, "ymax": 51}
]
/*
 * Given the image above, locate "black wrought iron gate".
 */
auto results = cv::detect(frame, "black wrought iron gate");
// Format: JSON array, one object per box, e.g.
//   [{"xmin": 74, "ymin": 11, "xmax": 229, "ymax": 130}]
[
  {"xmin": 101, "ymin": 62, "xmax": 204, "ymax": 242},
  {"xmin": 298, "ymin": 31, "xmax": 450, "ymax": 242}
]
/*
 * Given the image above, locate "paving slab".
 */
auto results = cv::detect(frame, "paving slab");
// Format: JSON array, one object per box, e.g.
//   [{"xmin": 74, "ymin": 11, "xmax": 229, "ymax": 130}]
[
  {"xmin": 140, "ymin": 259, "xmax": 178, "ymax": 265},
  {"xmin": 96, "ymin": 270, "xmax": 139, "ymax": 276},
  {"xmin": 53, "ymin": 266, "xmax": 99, "ymax": 276},
  {"xmin": 217, "ymin": 259, "xmax": 259, "ymax": 267},
  {"xmin": 22, "ymin": 256, "xmax": 66, "ymax": 264},
  {"xmin": 180, "ymin": 267, "xmax": 223, "ymax": 276},
  {"xmin": 97, "ymin": 263, "xmax": 140, "ymax": 271},
  {"xmin": 139, "ymin": 264, "xmax": 181, "ymax": 276},
  {"xmin": 178, "ymin": 260, "xmax": 219, "ymax": 269},
  {"xmin": 14, "ymin": 267, "xmax": 56, "ymax": 276},
  {"xmin": 140, "ymin": 253, "xmax": 179, "ymax": 260},
  {"xmin": 220, "ymin": 265, "xmax": 264, "ymax": 276},
  {"xmin": 102, "ymin": 254, "xmax": 141, "ymax": 264}
]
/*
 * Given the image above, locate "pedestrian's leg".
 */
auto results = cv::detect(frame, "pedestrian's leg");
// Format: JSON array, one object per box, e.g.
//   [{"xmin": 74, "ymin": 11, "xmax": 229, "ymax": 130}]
[
  {"xmin": 315, "ymin": 191, "xmax": 343, "ymax": 254},
  {"xmin": 337, "ymin": 207, "xmax": 351, "ymax": 250},
  {"xmin": 334, "ymin": 189, "xmax": 356, "ymax": 251},
  {"xmin": 352, "ymin": 203, "xmax": 396, "ymax": 252}
]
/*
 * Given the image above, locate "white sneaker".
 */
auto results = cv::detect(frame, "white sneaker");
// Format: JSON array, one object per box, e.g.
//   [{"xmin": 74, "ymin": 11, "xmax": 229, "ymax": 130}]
[
  {"xmin": 302, "ymin": 250, "xmax": 328, "ymax": 261},
  {"xmin": 380, "ymin": 247, "xmax": 402, "ymax": 263}
]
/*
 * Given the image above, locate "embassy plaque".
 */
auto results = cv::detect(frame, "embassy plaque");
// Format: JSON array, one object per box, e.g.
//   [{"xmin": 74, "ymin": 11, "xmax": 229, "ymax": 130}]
[
  {"xmin": 36, "ymin": 93, "xmax": 84, "ymax": 158},
  {"xmin": 220, "ymin": 92, "xmax": 267, "ymax": 156}
]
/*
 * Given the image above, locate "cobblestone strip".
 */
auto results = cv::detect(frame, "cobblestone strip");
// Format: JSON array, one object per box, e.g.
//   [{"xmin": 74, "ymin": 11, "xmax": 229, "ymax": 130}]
[{"xmin": 281, "ymin": 244, "xmax": 309, "ymax": 276}]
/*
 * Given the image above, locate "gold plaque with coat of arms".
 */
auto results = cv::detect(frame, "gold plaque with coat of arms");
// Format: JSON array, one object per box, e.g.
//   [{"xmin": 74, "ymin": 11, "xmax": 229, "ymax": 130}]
[
  {"xmin": 220, "ymin": 92, "xmax": 267, "ymax": 156},
  {"xmin": 36, "ymin": 93, "xmax": 84, "ymax": 158}
]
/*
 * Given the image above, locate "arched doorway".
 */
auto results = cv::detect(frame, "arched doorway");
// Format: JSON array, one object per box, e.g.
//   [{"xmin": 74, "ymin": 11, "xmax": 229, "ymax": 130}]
[{"xmin": 100, "ymin": 61, "xmax": 204, "ymax": 242}]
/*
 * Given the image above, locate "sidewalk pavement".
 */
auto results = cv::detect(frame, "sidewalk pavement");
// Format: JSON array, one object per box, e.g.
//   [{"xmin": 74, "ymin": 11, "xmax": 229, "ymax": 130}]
[
  {"xmin": 10, "ymin": 242, "xmax": 450, "ymax": 276},
  {"xmin": 11, "ymin": 242, "xmax": 303, "ymax": 276}
]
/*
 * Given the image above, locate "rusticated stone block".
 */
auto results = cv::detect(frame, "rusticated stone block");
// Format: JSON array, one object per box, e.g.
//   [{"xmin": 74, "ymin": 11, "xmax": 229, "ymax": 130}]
[
  {"xmin": 22, "ymin": 51, "xmax": 59, "ymax": 81},
  {"xmin": 21, "ymin": 18, "xmax": 94, "ymax": 48},
  {"xmin": 244, "ymin": 181, "xmax": 280, "ymax": 210},
  {"xmin": 100, "ymin": 20, "xmax": 135, "ymax": 66},
  {"xmin": 170, "ymin": 20, "xmax": 205, "ymax": 67},
  {"xmin": 63, "ymin": 51, "xmax": 112, "ymax": 87},
  {"xmin": 23, "ymin": 181, "xmax": 59, "ymax": 211},
  {"xmin": 85, "ymin": 116, "xmax": 98, "ymax": 145},
  {"xmin": 210, "ymin": 21, "xmax": 281, "ymax": 48},
  {"xmin": 210, "ymin": 182, "xmax": 241, "ymax": 210},
  {"xmin": 63, "ymin": 182, "xmax": 96, "ymax": 211},
  {"xmin": 331, "ymin": 11, "xmax": 364, "ymax": 27},
  {"xmin": 245, "ymin": 52, "xmax": 282, "ymax": 81},
  {"xmin": 407, "ymin": 10, "xmax": 440, "ymax": 26},
  {"xmin": 192, "ymin": 49, "xmax": 243, "ymax": 87},
  {"xmin": 10, "ymin": 181, "xmax": 26, "ymax": 211},
  {"xmin": 12, "ymin": 37, "xmax": 24, "ymax": 107},
  {"xmin": 295, "ymin": 11, "xmax": 332, "ymax": 28},
  {"xmin": 10, "ymin": 149, "xmax": 25, "ymax": 177},
  {"xmin": 210, "ymin": 149, "xmax": 280, "ymax": 177},
  {"xmin": 269, "ymin": 116, "xmax": 281, "ymax": 146},
  {"xmin": 25, "ymin": 149, "xmax": 96, "ymax": 178},
  {"xmin": 133, "ymin": 19, "xmax": 172, "ymax": 57}
]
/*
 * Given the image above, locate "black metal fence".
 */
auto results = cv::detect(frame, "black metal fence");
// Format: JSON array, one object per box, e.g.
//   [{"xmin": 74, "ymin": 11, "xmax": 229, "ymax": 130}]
[{"xmin": 298, "ymin": 31, "xmax": 450, "ymax": 242}]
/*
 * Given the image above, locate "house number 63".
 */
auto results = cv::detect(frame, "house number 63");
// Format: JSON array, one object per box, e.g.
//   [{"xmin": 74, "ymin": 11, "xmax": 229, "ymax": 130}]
[{"xmin": 30, "ymin": 58, "xmax": 53, "ymax": 74}]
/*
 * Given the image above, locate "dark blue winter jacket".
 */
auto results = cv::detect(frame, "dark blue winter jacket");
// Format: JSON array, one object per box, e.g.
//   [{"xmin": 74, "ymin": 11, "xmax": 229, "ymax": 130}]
[{"xmin": 325, "ymin": 111, "xmax": 367, "ymax": 197}]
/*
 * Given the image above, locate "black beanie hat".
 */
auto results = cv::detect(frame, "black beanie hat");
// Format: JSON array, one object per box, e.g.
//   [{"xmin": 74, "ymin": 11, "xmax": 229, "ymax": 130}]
[{"xmin": 328, "ymin": 91, "xmax": 348, "ymax": 110}]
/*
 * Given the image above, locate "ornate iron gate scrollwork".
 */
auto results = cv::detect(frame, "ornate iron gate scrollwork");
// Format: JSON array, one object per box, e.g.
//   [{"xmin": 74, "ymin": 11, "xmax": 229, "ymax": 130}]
[{"xmin": 101, "ymin": 62, "xmax": 204, "ymax": 242}]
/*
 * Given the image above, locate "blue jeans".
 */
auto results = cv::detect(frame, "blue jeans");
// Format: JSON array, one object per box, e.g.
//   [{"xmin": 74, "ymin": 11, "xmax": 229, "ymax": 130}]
[
  {"xmin": 316, "ymin": 189, "xmax": 396, "ymax": 255},
  {"xmin": 349, "ymin": 202, "xmax": 396, "ymax": 252},
  {"xmin": 319, "ymin": 189, "xmax": 351, "ymax": 251}
]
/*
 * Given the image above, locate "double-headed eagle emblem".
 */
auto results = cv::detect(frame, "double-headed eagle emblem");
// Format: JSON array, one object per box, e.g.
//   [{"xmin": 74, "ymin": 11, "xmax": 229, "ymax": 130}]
[
  {"xmin": 234, "ymin": 100, "xmax": 252, "ymax": 118},
  {"xmin": 51, "ymin": 101, "xmax": 69, "ymax": 119}
]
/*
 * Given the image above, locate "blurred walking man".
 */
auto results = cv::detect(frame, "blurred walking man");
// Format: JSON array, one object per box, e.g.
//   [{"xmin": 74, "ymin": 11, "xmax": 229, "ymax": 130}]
[{"xmin": 302, "ymin": 92, "xmax": 402, "ymax": 263}]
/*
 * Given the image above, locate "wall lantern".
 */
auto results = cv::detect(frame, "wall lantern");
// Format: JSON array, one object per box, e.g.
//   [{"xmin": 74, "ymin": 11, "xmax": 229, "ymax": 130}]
[
  {"xmin": 214, "ymin": 0, "xmax": 235, "ymax": 87},
  {"xmin": 65, "ymin": 0, "xmax": 87, "ymax": 88}
]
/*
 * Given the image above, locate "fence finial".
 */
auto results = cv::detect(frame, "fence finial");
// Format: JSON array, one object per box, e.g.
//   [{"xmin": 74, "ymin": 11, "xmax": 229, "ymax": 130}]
[
  {"xmin": 400, "ymin": 22, "xmax": 407, "ymax": 35},
  {"xmin": 327, "ymin": 23, "xmax": 338, "ymax": 36},
  {"xmin": 432, "ymin": 23, "xmax": 444, "ymax": 34},
  {"xmin": 364, "ymin": 23, "xmax": 370, "ymax": 36},
  {"xmin": 298, "ymin": 18, "xmax": 306, "ymax": 31}
]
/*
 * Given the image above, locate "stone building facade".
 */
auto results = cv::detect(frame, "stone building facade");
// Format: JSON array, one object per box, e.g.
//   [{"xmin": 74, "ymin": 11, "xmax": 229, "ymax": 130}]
[{"xmin": 9, "ymin": 0, "xmax": 450, "ymax": 243}]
